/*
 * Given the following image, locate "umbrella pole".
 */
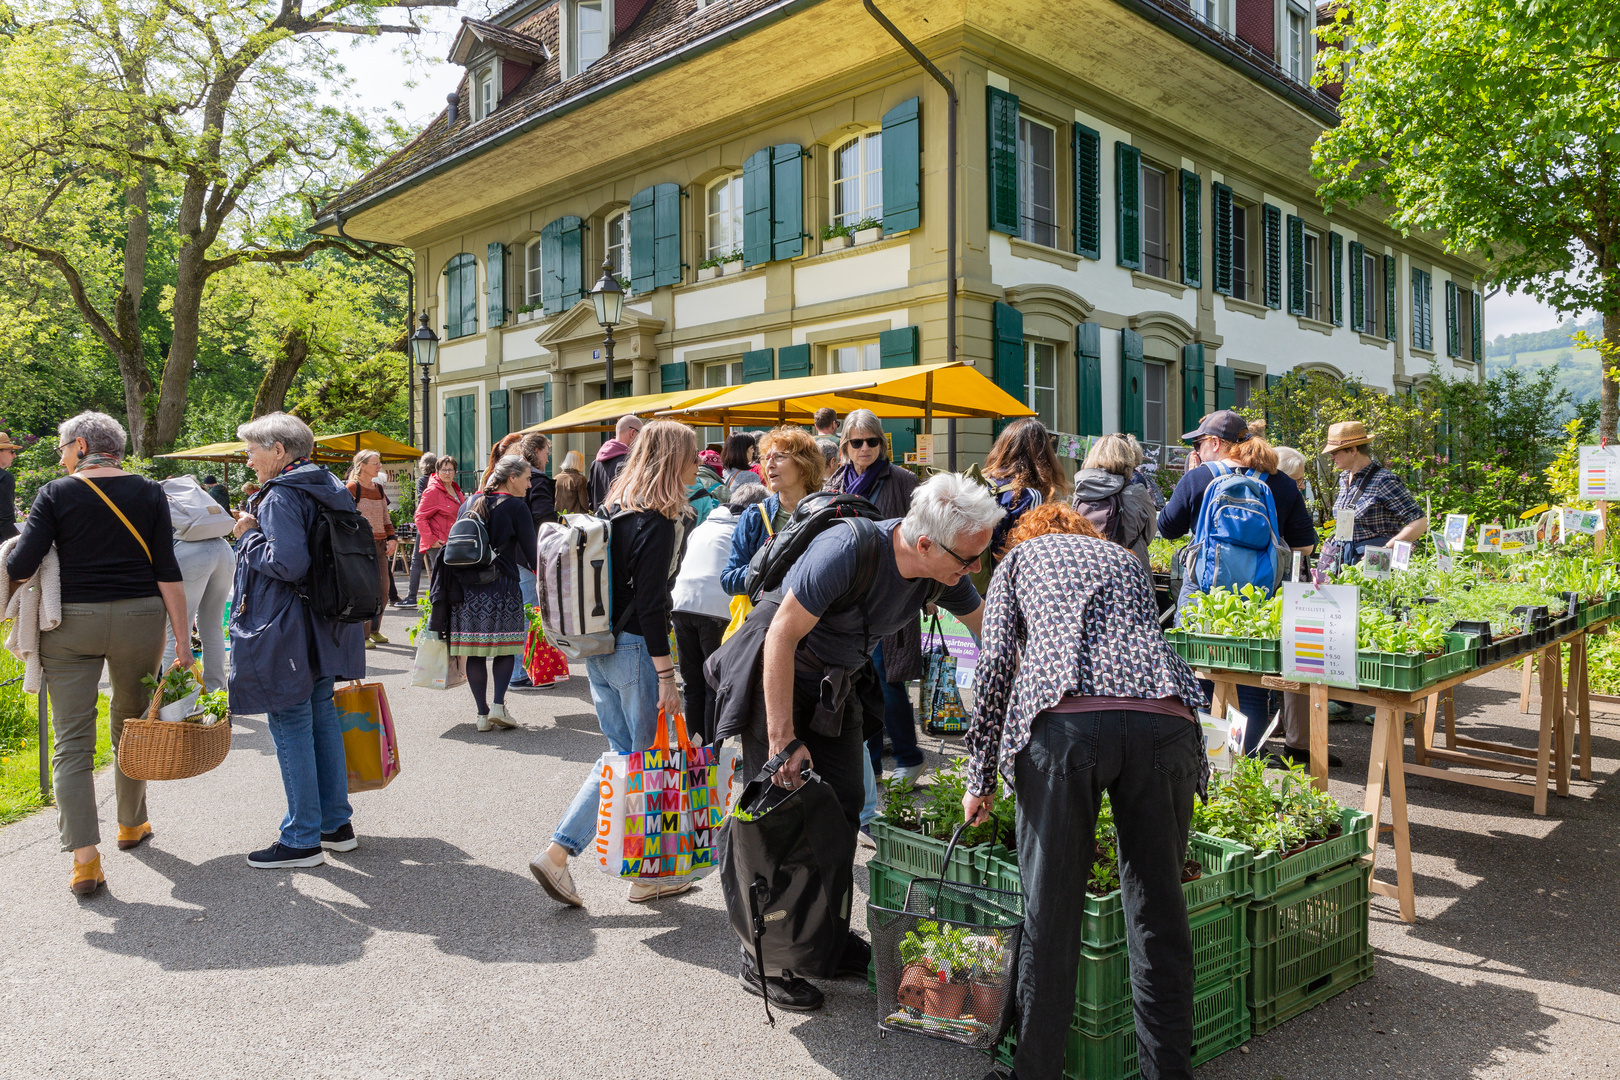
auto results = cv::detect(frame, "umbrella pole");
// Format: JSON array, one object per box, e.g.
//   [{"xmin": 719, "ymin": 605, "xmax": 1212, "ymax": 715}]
[{"xmin": 924, "ymin": 372, "xmax": 934, "ymax": 467}]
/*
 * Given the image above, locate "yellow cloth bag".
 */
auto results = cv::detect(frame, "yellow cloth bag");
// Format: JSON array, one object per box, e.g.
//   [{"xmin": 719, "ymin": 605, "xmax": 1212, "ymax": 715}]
[
  {"xmin": 722, "ymin": 504, "xmax": 774, "ymax": 643},
  {"xmin": 336, "ymin": 681, "xmax": 401, "ymax": 792}
]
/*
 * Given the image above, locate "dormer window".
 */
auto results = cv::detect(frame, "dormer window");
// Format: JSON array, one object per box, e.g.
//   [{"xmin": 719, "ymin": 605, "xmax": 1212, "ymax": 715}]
[
  {"xmin": 473, "ymin": 64, "xmax": 498, "ymax": 121},
  {"xmin": 447, "ymin": 19, "xmax": 548, "ymax": 116},
  {"xmin": 574, "ymin": 0, "xmax": 607, "ymax": 73}
]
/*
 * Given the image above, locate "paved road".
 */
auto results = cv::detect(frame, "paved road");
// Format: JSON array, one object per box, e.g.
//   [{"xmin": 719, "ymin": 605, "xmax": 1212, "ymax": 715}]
[{"xmin": 3, "ymin": 607, "xmax": 1617, "ymax": 1079}]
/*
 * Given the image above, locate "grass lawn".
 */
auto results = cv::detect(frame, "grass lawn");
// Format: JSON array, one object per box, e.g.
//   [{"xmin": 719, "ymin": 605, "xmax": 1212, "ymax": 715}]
[{"xmin": 0, "ymin": 643, "xmax": 112, "ymax": 826}]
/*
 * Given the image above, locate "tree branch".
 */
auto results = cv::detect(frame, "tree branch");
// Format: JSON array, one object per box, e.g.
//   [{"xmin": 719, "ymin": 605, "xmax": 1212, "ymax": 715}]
[
  {"xmin": 0, "ymin": 233, "xmax": 124, "ymax": 353},
  {"xmin": 307, "ymin": 22, "xmax": 421, "ymax": 34}
]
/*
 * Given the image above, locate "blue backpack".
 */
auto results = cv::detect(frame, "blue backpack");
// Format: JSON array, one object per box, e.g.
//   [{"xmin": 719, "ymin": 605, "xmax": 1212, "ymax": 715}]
[{"xmin": 1186, "ymin": 462, "xmax": 1286, "ymax": 597}]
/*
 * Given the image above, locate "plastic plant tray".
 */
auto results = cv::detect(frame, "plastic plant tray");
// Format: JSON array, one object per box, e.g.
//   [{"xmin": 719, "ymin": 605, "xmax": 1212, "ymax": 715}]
[
  {"xmin": 1164, "ymin": 630, "xmax": 1282, "ymax": 674},
  {"xmin": 868, "ymin": 817, "xmax": 987, "ymax": 883},
  {"xmin": 1247, "ymin": 808, "xmax": 1372, "ymax": 903},
  {"xmin": 1247, "ymin": 860, "xmax": 1370, "ymax": 1008},
  {"xmin": 1355, "ymin": 645, "xmax": 1466, "ymax": 691},
  {"xmin": 1250, "ymin": 949, "xmax": 1375, "ymax": 1035},
  {"xmin": 1060, "ymin": 972, "xmax": 1250, "ymax": 1079}
]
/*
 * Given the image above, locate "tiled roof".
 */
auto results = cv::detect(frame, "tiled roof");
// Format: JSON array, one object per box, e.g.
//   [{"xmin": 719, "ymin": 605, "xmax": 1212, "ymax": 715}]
[{"xmin": 449, "ymin": 17, "xmax": 552, "ymax": 64}]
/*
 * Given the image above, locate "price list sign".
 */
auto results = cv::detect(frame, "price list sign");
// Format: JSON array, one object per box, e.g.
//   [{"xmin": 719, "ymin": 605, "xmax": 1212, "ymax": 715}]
[
  {"xmin": 1578, "ymin": 445, "xmax": 1620, "ymax": 500},
  {"xmin": 1282, "ymin": 582, "xmax": 1359, "ymax": 689}
]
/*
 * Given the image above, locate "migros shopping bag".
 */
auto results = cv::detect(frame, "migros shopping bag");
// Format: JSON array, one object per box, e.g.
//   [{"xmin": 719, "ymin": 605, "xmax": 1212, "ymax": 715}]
[
  {"xmin": 410, "ymin": 630, "xmax": 467, "ymax": 691},
  {"xmin": 595, "ymin": 708, "xmax": 741, "ymax": 881},
  {"xmin": 336, "ymin": 681, "xmax": 401, "ymax": 792}
]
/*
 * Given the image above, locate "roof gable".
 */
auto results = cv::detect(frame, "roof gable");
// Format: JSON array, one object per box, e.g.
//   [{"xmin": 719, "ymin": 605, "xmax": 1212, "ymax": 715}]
[{"xmin": 449, "ymin": 17, "xmax": 552, "ymax": 66}]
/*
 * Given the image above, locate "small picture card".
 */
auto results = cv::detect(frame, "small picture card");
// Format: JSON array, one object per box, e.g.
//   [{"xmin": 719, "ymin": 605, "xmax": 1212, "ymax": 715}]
[
  {"xmin": 1500, "ymin": 527, "xmax": 1536, "ymax": 552},
  {"xmin": 1478, "ymin": 523, "xmax": 1502, "ymax": 552},
  {"xmin": 1363, "ymin": 545, "xmax": 1394, "ymax": 578},
  {"xmin": 1053, "ymin": 432, "xmax": 1085, "ymax": 460},
  {"xmin": 1438, "ymin": 552, "xmax": 1454, "ymax": 572},
  {"xmin": 1389, "ymin": 540, "xmax": 1413, "ymax": 570},
  {"xmin": 1443, "ymin": 513, "xmax": 1470, "ymax": 552},
  {"xmin": 1333, "ymin": 508, "xmax": 1356, "ymax": 541},
  {"xmin": 1142, "ymin": 441, "xmax": 1164, "ymax": 465},
  {"xmin": 1166, "ymin": 445, "xmax": 1192, "ymax": 471},
  {"xmin": 1562, "ymin": 507, "xmax": 1601, "ymax": 536}
]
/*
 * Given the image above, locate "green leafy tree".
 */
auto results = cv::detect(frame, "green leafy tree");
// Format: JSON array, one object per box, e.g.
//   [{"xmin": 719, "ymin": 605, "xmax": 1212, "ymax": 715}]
[{"xmin": 1313, "ymin": 0, "xmax": 1620, "ymax": 439}]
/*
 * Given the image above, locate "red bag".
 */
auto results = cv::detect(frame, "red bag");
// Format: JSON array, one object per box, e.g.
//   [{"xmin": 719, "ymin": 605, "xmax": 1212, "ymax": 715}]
[{"xmin": 524, "ymin": 627, "xmax": 571, "ymax": 686}]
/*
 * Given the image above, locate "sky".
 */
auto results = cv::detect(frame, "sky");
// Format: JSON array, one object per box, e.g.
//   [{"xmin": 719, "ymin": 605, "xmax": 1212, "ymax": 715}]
[{"xmin": 330, "ymin": 22, "xmax": 1578, "ymax": 343}]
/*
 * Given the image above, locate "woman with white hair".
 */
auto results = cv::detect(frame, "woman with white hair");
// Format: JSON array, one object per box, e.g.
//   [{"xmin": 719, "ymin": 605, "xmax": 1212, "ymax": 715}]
[
  {"xmin": 346, "ymin": 449, "xmax": 398, "ymax": 647},
  {"xmin": 231, "ymin": 412, "xmax": 367, "ymax": 869},
  {"xmin": 5, "ymin": 411, "xmax": 190, "ymax": 896}
]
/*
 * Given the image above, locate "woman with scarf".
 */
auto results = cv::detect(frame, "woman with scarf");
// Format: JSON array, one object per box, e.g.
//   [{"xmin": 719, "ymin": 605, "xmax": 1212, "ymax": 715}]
[{"xmin": 822, "ymin": 408, "xmax": 927, "ymax": 783}]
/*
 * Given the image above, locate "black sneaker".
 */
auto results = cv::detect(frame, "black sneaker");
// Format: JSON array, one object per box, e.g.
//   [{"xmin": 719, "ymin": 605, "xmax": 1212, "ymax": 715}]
[
  {"xmin": 835, "ymin": 931, "xmax": 872, "ymax": 979},
  {"xmin": 394, "ymin": 598, "xmax": 419, "ymax": 608},
  {"xmin": 738, "ymin": 967, "xmax": 824, "ymax": 1011},
  {"xmin": 320, "ymin": 824, "xmax": 359, "ymax": 852},
  {"xmin": 507, "ymin": 671, "xmax": 533, "ymax": 689},
  {"xmin": 247, "ymin": 842, "xmax": 325, "ymax": 868}
]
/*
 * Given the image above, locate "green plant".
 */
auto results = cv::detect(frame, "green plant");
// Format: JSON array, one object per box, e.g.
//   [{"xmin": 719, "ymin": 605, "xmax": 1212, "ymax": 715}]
[
  {"xmin": 1191, "ymin": 755, "xmax": 1344, "ymax": 855},
  {"xmin": 853, "ymin": 215, "xmax": 883, "ymax": 232},
  {"xmin": 698, "ymin": 256, "xmax": 723, "ymax": 270},
  {"xmin": 408, "ymin": 599, "xmax": 432, "ymax": 644},
  {"xmin": 141, "ymin": 667, "xmax": 200, "ymax": 707},
  {"xmin": 896, "ymin": 920, "xmax": 986, "ymax": 982},
  {"xmin": 821, "ymin": 222, "xmax": 852, "ymax": 241},
  {"xmin": 723, "ymin": 249, "xmax": 744, "ymax": 263},
  {"xmin": 1179, "ymin": 584, "xmax": 1282, "ymax": 638},
  {"xmin": 880, "ymin": 776, "xmax": 921, "ymax": 829},
  {"xmin": 195, "ymin": 690, "xmax": 228, "ymax": 718},
  {"xmin": 1089, "ymin": 795, "xmax": 1121, "ymax": 895}
]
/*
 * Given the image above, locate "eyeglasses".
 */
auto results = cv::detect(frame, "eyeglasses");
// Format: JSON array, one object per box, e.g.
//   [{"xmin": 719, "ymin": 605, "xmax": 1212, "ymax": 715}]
[
  {"xmin": 847, "ymin": 437, "xmax": 884, "ymax": 450},
  {"xmin": 57, "ymin": 440, "xmax": 77, "ymax": 452},
  {"xmin": 933, "ymin": 537, "xmax": 986, "ymax": 571},
  {"xmin": 764, "ymin": 452, "xmax": 794, "ymax": 465}
]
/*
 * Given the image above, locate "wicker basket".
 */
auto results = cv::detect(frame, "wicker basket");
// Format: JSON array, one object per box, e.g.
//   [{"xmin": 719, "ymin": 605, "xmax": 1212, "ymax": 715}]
[{"xmin": 116, "ymin": 661, "xmax": 231, "ymax": 781}]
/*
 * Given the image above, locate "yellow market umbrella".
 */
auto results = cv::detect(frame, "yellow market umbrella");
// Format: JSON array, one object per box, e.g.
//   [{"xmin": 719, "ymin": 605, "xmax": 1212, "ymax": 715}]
[
  {"xmin": 156, "ymin": 440, "xmax": 249, "ymax": 462},
  {"xmin": 523, "ymin": 386, "xmax": 734, "ymax": 435},
  {"xmin": 158, "ymin": 430, "xmax": 422, "ymax": 465},
  {"xmin": 656, "ymin": 362, "xmax": 1035, "ymax": 427}
]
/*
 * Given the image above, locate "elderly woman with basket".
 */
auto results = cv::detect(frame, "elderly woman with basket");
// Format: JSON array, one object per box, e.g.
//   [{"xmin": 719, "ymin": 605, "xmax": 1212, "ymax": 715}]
[
  {"xmin": 3, "ymin": 411, "xmax": 191, "ymax": 896},
  {"xmin": 231, "ymin": 412, "xmax": 367, "ymax": 870}
]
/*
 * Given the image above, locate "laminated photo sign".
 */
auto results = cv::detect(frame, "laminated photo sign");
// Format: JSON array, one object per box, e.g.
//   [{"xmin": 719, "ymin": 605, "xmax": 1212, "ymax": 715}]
[
  {"xmin": 1282, "ymin": 582, "xmax": 1359, "ymax": 690},
  {"xmin": 1578, "ymin": 445, "xmax": 1620, "ymax": 500},
  {"xmin": 1389, "ymin": 540, "xmax": 1413, "ymax": 570},
  {"xmin": 1363, "ymin": 546, "xmax": 1393, "ymax": 578},
  {"xmin": 1443, "ymin": 513, "xmax": 1470, "ymax": 552},
  {"xmin": 1477, "ymin": 523, "xmax": 1502, "ymax": 552},
  {"xmin": 1500, "ymin": 527, "xmax": 1536, "ymax": 552}
]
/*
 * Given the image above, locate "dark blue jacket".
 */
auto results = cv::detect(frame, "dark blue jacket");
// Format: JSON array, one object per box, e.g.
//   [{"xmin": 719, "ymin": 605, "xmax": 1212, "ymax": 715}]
[
  {"xmin": 721, "ymin": 495, "xmax": 779, "ymax": 596},
  {"xmin": 229, "ymin": 464, "xmax": 366, "ymax": 714},
  {"xmin": 1157, "ymin": 463, "xmax": 1317, "ymax": 549}
]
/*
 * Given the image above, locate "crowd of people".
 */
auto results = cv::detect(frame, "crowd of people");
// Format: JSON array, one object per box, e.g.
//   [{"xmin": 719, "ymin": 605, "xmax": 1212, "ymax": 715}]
[{"xmin": 0, "ymin": 395, "xmax": 1432, "ymax": 1080}]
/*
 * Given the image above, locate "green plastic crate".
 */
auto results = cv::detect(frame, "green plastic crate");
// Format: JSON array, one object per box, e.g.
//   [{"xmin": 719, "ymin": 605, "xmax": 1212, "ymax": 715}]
[
  {"xmin": 1247, "ymin": 808, "xmax": 1372, "ymax": 903},
  {"xmin": 865, "ymin": 859, "xmax": 986, "ymax": 925},
  {"xmin": 1164, "ymin": 630, "xmax": 1282, "ymax": 674},
  {"xmin": 1067, "ymin": 833, "xmax": 1251, "ymax": 952},
  {"xmin": 868, "ymin": 817, "xmax": 986, "ymax": 883},
  {"xmin": 1251, "ymin": 948, "xmax": 1374, "ymax": 1035},
  {"xmin": 1356, "ymin": 644, "xmax": 1466, "ymax": 691},
  {"xmin": 1247, "ymin": 859, "xmax": 1370, "ymax": 1009},
  {"xmin": 1072, "ymin": 900, "xmax": 1251, "ymax": 1036}
]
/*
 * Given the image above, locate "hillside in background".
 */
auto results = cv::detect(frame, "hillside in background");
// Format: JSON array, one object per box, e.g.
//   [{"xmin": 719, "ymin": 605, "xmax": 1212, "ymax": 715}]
[{"xmin": 1484, "ymin": 314, "xmax": 1602, "ymax": 406}]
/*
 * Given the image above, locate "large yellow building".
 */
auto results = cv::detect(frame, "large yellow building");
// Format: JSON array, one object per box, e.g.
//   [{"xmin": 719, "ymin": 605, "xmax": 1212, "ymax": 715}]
[{"xmin": 320, "ymin": 0, "xmax": 1483, "ymax": 486}]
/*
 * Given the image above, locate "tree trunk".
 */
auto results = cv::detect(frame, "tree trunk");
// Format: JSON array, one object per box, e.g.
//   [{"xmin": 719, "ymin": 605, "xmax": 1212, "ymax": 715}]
[
  {"xmin": 1605, "ymin": 305, "xmax": 1620, "ymax": 445},
  {"xmin": 253, "ymin": 330, "xmax": 311, "ymax": 417}
]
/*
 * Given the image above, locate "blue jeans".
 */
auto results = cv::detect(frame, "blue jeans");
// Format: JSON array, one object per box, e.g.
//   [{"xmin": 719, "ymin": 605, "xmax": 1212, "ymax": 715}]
[
  {"xmin": 519, "ymin": 565, "xmax": 538, "ymax": 607},
  {"xmin": 868, "ymin": 642, "xmax": 923, "ymax": 769},
  {"xmin": 861, "ymin": 750, "xmax": 878, "ymax": 826},
  {"xmin": 551, "ymin": 632, "xmax": 661, "ymax": 856},
  {"xmin": 265, "ymin": 676, "xmax": 352, "ymax": 850}
]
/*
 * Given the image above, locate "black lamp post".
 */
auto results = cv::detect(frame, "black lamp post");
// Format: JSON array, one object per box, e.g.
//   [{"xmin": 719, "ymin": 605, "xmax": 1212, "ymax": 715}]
[
  {"xmin": 409, "ymin": 311, "xmax": 440, "ymax": 448},
  {"xmin": 590, "ymin": 259, "xmax": 625, "ymax": 402}
]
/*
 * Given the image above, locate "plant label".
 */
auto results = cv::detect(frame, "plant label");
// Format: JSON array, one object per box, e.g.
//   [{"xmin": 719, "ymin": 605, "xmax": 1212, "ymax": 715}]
[
  {"xmin": 1389, "ymin": 540, "xmax": 1413, "ymax": 570},
  {"xmin": 913, "ymin": 434, "xmax": 934, "ymax": 465},
  {"xmin": 1363, "ymin": 546, "xmax": 1394, "ymax": 578},
  {"xmin": 1500, "ymin": 527, "xmax": 1536, "ymax": 552},
  {"xmin": 1562, "ymin": 507, "xmax": 1600, "ymax": 536},
  {"xmin": 1224, "ymin": 704, "xmax": 1248, "ymax": 762},
  {"xmin": 1578, "ymin": 445, "xmax": 1620, "ymax": 500},
  {"xmin": 1443, "ymin": 513, "xmax": 1470, "ymax": 552},
  {"xmin": 1282, "ymin": 582, "xmax": 1359, "ymax": 690},
  {"xmin": 1478, "ymin": 524, "xmax": 1502, "ymax": 552},
  {"xmin": 1333, "ymin": 508, "xmax": 1356, "ymax": 541}
]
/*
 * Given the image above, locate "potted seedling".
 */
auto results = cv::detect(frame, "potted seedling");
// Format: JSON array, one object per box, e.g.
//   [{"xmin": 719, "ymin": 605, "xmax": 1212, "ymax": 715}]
[
  {"xmin": 965, "ymin": 932, "xmax": 1008, "ymax": 1021},
  {"xmin": 143, "ymin": 666, "xmax": 202, "ymax": 723},
  {"xmin": 822, "ymin": 222, "xmax": 853, "ymax": 251},
  {"xmin": 896, "ymin": 924, "xmax": 936, "ymax": 1010},
  {"xmin": 183, "ymin": 689, "xmax": 230, "ymax": 728},
  {"xmin": 720, "ymin": 250, "xmax": 744, "ymax": 275},
  {"xmin": 853, "ymin": 216, "xmax": 883, "ymax": 245},
  {"xmin": 697, "ymin": 256, "xmax": 722, "ymax": 281}
]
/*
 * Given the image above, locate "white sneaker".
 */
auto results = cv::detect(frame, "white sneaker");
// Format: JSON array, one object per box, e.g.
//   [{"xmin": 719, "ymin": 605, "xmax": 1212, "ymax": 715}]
[
  {"xmin": 891, "ymin": 763, "xmax": 928, "ymax": 784},
  {"xmin": 487, "ymin": 703, "xmax": 517, "ymax": 729},
  {"xmin": 627, "ymin": 878, "xmax": 695, "ymax": 903},
  {"xmin": 530, "ymin": 853, "xmax": 584, "ymax": 907},
  {"xmin": 475, "ymin": 713, "xmax": 492, "ymax": 732}
]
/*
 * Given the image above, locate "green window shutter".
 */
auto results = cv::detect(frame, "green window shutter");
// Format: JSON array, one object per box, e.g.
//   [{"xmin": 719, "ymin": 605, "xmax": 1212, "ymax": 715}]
[
  {"xmin": 1073, "ymin": 123, "xmax": 1101, "ymax": 259},
  {"xmin": 486, "ymin": 242, "xmax": 506, "ymax": 328},
  {"xmin": 986, "ymin": 87, "xmax": 1020, "ymax": 235},
  {"xmin": 1384, "ymin": 254, "xmax": 1397, "ymax": 340},
  {"xmin": 1349, "ymin": 241, "xmax": 1365, "ymax": 332},
  {"xmin": 742, "ymin": 148, "xmax": 773, "ymax": 267},
  {"xmin": 1329, "ymin": 232, "xmax": 1344, "ymax": 327},
  {"xmin": 654, "ymin": 182, "xmax": 682, "ymax": 288},
  {"xmin": 542, "ymin": 382, "xmax": 553, "ymax": 422},
  {"xmin": 445, "ymin": 254, "xmax": 477, "ymax": 338},
  {"xmin": 539, "ymin": 220, "xmax": 563, "ymax": 315},
  {"xmin": 1077, "ymin": 322, "xmax": 1102, "ymax": 436},
  {"xmin": 1264, "ymin": 372, "xmax": 1282, "ymax": 427},
  {"xmin": 881, "ymin": 97, "xmax": 921, "ymax": 234},
  {"xmin": 1182, "ymin": 342, "xmax": 1204, "ymax": 430},
  {"xmin": 879, "ymin": 326, "xmax": 919, "ymax": 368},
  {"xmin": 770, "ymin": 144, "xmax": 804, "ymax": 262},
  {"xmin": 489, "ymin": 389, "xmax": 509, "ymax": 444},
  {"xmin": 1472, "ymin": 288, "xmax": 1483, "ymax": 362},
  {"xmin": 1263, "ymin": 205, "xmax": 1283, "ymax": 309},
  {"xmin": 1215, "ymin": 364, "xmax": 1235, "ymax": 411},
  {"xmin": 992, "ymin": 301, "xmax": 1024, "ymax": 433},
  {"xmin": 1286, "ymin": 214, "xmax": 1305, "ymax": 316},
  {"xmin": 1444, "ymin": 278, "xmax": 1460, "ymax": 356},
  {"xmin": 1412, "ymin": 269, "xmax": 1431, "ymax": 351},
  {"xmin": 741, "ymin": 348, "xmax": 774, "ymax": 382},
  {"xmin": 1179, "ymin": 169, "xmax": 1201, "ymax": 289},
  {"xmin": 458, "ymin": 396, "xmax": 477, "ymax": 491},
  {"xmin": 629, "ymin": 186, "xmax": 657, "ymax": 294},
  {"xmin": 777, "ymin": 343, "xmax": 811, "ymax": 378},
  {"xmin": 660, "ymin": 362, "xmax": 687, "ymax": 392},
  {"xmin": 559, "ymin": 216, "xmax": 584, "ymax": 307},
  {"xmin": 1211, "ymin": 182, "xmax": 1233, "ymax": 297},
  {"xmin": 1120, "ymin": 329, "xmax": 1145, "ymax": 440},
  {"xmin": 1115, "ymin": 142, "xmax": 1142, "ymax": 270}
]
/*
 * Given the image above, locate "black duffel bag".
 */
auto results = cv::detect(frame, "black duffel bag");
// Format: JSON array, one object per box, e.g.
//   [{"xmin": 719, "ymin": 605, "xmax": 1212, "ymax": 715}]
[{"xmin": 718, "ymin": 740, "xmax": 857, "ymax": 1024}]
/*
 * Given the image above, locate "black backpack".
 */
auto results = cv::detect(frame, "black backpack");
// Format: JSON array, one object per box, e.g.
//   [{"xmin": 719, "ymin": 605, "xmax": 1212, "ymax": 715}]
[
  {"xmin": 304, "ymin": 502, "xmax": 387, "ymax": 623},
  {"xmin": 1074, "ymin": 488, "xmax": 1126, "ymax": 543},
  {"xmin": 443, "ymin": 495, "xmax": 495, "ymax": 570},
  {"xmin": 744, "ymin": 491, "xmax": 885, "ymax": 605}
]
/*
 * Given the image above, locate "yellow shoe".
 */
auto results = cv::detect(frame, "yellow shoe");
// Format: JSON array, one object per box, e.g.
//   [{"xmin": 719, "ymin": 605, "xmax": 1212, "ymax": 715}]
[
  {"xmin": 369, "ymin": 632, "xmax": 390, "ymax": 645},
  {"xmin": 116, "ymin": 822, "xmax": 153, "ymax": 850},
  {"xmin": 70, "ymin": 855, "xmax": 104, "ymax": 897},
  {"xmin": 364, "ymin": 638, "xmax": 376, "ymax": 649}
]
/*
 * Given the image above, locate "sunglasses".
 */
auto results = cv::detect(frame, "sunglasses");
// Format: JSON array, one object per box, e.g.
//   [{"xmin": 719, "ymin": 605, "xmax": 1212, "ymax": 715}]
[{"xmin": 846, "ymin": 437, "xmax": 884, "ymax": 450}]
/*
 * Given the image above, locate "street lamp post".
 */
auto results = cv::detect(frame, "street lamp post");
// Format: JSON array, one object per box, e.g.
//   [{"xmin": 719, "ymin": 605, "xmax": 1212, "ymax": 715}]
[
  {"xmin": 409, "ymin": 311, "xmax": 440, "ymax": 449},
  {"xmin": 590, "ymin": 259, "xmax": 625, "ymax": 402}
]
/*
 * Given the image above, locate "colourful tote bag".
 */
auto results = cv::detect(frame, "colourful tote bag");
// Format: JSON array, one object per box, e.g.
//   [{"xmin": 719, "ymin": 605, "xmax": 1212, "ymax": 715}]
[
  {"xmin": 595, "ymin": 708, "xmax": 742, "ymax": 881},
  {"xmin": 921, "ymin": 614, "xmax": 969, "ymax": 736},
  {"xmin": 523, "ymin": 615, "xmax": 571, "ymax": 686},
  {"xmin": 336, "ymin": 681, "xmax": 401, "ymax": 792}
]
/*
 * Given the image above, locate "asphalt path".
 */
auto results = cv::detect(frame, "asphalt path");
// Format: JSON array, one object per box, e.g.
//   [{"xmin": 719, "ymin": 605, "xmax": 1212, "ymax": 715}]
[{"xmin": 3, "ymin": 606, "xmax": 1617, "ymax": 1079}]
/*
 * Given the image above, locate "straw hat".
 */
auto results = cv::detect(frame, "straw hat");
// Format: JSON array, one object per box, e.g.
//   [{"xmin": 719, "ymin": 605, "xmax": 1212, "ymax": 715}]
[
  {"xmin": 0, "ymin": 431, "xmax": 23, "ymax": 452},
  {"xmin": 1320, "ymin": 421, "xmax": 1372, "ymax": 455}
]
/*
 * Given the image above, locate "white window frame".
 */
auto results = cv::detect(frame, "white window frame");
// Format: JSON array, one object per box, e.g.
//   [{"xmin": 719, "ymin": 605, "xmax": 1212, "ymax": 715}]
[
  {"xmin": 567, "ymin": 0, "xmax": 609, "ymax": 77},
  {"xmin": 1025, "ymin": 340, "xmax": 1057, "ymax": 430},
  {"xmin": 706, "ymin": 174, "xmax": 743, "ymax": 260},
  {"xmin": 1144, "ymin": 361, "xmax": 1168, "ymax": 446},
  {"xmin": 702, "ymin": 359, "xmax": 746, "ymax": 446},
  {"xmin": 1141, "ymin": 161, "xmax": 1170, "ymax": 279},
  {"xmin": 605, "ymin": 208, "xmax": 630, "ymax": 283},
  {"xmin": 828, "ymin": 340, "xmax": 881, "ymax": 375},
  {"xmin": 473, "ymin": 63, "xmax": 498, "ymax": 121},
  {"xmin": 1361, "ymin": 250, "xmax": 1379, "ymax": 333},
  {"xmin": 518, "ymin": 388, "xmax": 546, "ymax": 429},
  {"xmin": 831, "ymin": 130, "xmax": 884, "ymax": 230},
  {"xmin": 1303, "ymin": 228, "xmax": 1322, "ymax": 321},
  {"xmin": 1192, "ymin": 0, "xmax": 1220, "ymax": 28},
  {"xmin": 1285, "ymin": 4, "xmax": 1311, "ymax": 83},
  {"xmin": 1017, "ymin": 116, "xmax": 1057, "ymax": 248},
  {"xmin": 524, "ymin": 238, "xmax": 544, "ymax": 308}
]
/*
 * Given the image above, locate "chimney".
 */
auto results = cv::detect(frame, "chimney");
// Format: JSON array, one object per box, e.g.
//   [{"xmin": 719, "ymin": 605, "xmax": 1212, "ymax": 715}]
[{"xmin": 446, "ymin": 92, "xmax": 460, "ymax": 125}]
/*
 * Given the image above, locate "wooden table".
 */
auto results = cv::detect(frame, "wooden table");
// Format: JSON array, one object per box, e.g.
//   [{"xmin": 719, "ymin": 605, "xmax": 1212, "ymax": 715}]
[{"xmin": 1196, "ymin": 621, "xmax": 1599, "ymax": 924}]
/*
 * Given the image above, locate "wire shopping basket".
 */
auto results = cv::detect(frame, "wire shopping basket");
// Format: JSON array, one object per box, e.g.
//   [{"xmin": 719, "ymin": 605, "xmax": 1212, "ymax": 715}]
[{"xmin": 869, "ymin": 824, "xmax": 1024, "ymax": 1050}]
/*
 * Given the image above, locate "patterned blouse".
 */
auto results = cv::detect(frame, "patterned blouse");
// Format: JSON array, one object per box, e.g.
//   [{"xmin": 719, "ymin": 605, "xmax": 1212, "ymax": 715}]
[{"xmin": 964, "ymin": 533, "xmax": 1206, "ymax": 796}]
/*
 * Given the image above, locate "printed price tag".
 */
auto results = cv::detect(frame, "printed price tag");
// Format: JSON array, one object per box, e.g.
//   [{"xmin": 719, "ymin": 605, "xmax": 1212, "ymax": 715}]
[
  {"xmin": 1333, "ymin": 508, "xmax": 1355, "ymax": 541},
  {"xmin": 1282, "ymin": 582, "xmax": 1359, "ymax": 690},
  {"xmin": 1578, "ymin": 445, "xmax": 1620, "ymax": 500}
]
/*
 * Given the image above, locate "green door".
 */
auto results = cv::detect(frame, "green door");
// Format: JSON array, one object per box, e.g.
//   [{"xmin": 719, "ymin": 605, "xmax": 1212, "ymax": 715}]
[{"xmin": 445, "ymin": 394, "xmax": 477, "ymax": 492}]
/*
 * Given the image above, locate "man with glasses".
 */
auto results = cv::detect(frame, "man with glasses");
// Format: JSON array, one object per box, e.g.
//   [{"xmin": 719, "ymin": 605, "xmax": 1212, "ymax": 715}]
[
  {"xmin": 729, "ymin": 472, "xmax": 1002, "ymax": 1013},
  {"xmin": 1320, "ymin": 420, "xmax": 1427, "ymax": 568}
]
